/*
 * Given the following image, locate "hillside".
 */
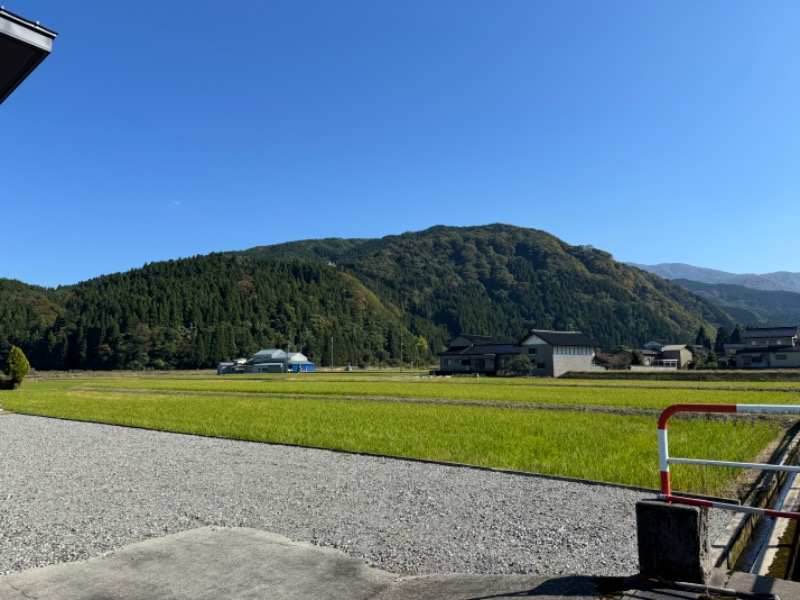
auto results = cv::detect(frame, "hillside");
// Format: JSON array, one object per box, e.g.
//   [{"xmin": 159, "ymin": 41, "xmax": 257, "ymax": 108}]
[
  {"xmin": 242, "ymin": 224, "xmax": 733, "ymax": 348},
  {"xmin": 0, "ymin": 278, "xmax": 65, "ymax": 357},
  {"xmin": 631, "ymin": 263, "xmax": 800, "ymax": 293},
  {"xmin": 674, "ymin": 279, "xmax": 800, "ymax": 327},
  {"xmin": 0, "ymin": 225, "xmax": 734, "ymax": 371}
]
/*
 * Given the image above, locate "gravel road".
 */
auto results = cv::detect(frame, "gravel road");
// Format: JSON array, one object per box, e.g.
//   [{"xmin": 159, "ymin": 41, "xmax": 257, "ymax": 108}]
[{"xmin": 0, "ymin": 413, "xmax": 728, "ymax": 577}]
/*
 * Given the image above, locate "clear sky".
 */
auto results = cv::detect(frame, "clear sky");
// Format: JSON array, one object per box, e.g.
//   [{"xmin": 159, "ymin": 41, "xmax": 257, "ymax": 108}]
[{"xmin": 5, "ymin": 1, "xmax": 800, "ymax": 288}]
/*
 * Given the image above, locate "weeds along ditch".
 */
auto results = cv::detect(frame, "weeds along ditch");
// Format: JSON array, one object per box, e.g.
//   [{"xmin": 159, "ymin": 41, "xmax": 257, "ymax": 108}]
[{"xmin": 5, "ymin": 374, "xmax": 798, "ymax": 497}]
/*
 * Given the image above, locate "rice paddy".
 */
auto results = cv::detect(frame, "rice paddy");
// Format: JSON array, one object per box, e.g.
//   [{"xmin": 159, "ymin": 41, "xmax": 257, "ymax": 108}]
[{"xmin": 4, "ymin": 371, "xmax": 798, "ymax": 497}]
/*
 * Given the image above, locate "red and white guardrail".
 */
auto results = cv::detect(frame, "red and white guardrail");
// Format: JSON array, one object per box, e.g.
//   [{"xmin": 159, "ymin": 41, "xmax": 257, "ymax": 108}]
[{"xmin": 659, "ymin": 403, "xmax": 800, "ymax": 519}]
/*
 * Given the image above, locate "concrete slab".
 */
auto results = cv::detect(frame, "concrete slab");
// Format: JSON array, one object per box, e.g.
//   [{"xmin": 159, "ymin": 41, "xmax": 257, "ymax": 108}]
[
  {"xmin": 620, "ymin": 568, "xmax": 800, "ymax": 600},
  {"xmin": 0, "ymin": 527, "xmax": 397, "ymax": 600},
  {"xmin": 0, "ymin": 526, "xmax": 601, "ymax": 600},
  {"xmin": 728, "ymin": 570, "xmax": 800, "ymax": 599},
  {"xmin": 4, "ymin": 526, "xmax": 800, "ymax": 600}
]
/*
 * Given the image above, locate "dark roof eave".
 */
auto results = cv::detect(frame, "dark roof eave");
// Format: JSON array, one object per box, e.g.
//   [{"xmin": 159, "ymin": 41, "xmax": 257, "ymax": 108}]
[{"xmin": 0, "ymin": 8, "xmax": 57, "ymax": 104}]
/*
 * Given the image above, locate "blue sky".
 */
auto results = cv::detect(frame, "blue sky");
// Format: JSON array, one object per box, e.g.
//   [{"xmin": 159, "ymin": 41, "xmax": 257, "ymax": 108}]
[{"xmin": 5, "ymin": 1, "xmax": 800, "ymax": 288}]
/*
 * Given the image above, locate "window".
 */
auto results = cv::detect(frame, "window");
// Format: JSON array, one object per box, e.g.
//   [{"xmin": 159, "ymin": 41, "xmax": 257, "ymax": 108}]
[
  {"xmin": 776, "ymin": 354, "xmax": 788, "ymax": 361},
  {"xmin": 536, "ymin": 362, "xmax": 546, "ymax": 370},
  {"xmin": 528, "ymin": 347, "xmax": 537, "ymax": 355},
  {"xmin": 461, "ymin": 359, "xmax": 470, "ymax": 366}
]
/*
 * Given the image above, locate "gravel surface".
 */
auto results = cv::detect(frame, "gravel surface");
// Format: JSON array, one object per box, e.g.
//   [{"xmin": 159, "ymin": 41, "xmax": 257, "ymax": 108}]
[{"xmin": 0, "ymin": 413, "xmax": 730, "ymax": 577}]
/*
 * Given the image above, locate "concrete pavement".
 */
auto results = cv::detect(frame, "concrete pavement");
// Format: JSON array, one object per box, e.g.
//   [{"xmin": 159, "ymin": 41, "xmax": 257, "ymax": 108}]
[
  {"xmin": 0, "ymin": 527, "xmax": 600, "ymax": 599},
  {"xmin": 2, "ymin": 526, "xmax": 800, "ymax": 599}
]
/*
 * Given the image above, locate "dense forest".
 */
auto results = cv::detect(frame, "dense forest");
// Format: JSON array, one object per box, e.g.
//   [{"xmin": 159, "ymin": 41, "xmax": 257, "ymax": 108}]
[
  {"xmin": 0, "ymin": 224, "xmax": 735, "ymax": 370},
  {"xmin": 674, "ymin": 279, "xmax": 800, "ymax": 327}
]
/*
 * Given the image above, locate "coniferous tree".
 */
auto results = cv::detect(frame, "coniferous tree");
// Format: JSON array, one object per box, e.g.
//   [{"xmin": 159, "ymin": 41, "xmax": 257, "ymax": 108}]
[
  {"xmin": 714, "ymin": 326, "xmax": 730, "ymax": 354},
  {"xmin": 5, "ymin": 345, "xmax": 30, "ymax": 387}
]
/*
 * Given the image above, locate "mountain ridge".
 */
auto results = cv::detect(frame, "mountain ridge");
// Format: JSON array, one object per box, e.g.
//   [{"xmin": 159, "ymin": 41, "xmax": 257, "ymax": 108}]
[
  {"xmin": 630, "ymin": 262, "xmax": 800, "ymax": 293},
  {"xmin": 1, "ymin": 224, "xmax": 733, "ymax": 370}
]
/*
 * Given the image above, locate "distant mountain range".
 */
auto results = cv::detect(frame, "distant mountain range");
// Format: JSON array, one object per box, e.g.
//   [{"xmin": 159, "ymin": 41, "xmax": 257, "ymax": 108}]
[
  {"xmin": 631, "ymin": 263, "xmax": 800, "ymax": 327},
  {"xmin": 629, "ymin": 263, "xmax": 800, "ymax": 294}
]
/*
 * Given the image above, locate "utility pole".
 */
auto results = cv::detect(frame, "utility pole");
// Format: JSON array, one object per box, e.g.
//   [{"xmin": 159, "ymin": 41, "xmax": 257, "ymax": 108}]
[
  {"xmin": 331, "ymin": 336, "xmax": 334, "ymax": 371},
  {"xmin": 400, "ymin": 336, "xmax": 404, "ymax": 371}
]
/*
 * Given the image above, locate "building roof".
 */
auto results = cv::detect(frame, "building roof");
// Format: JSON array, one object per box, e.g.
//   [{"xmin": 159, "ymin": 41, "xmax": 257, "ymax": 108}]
[
  {"xmin": 743, "ymin": 326, "xmax": 799, "ymax": 339},
  {"xmin": 439, "ymin": 343, "xmax": 518, "ymax": 357},
  {"xmin": 644, "ymin": 340, "xmax": 672, "ymax": 350},
  {"xmin": 287, "ymin": 352, "xmax": 313, "ymax": 363},
  {"xmin": 0, "ymin": 8, "xmax": 57, "ymax": 104},
  {"xmin": 449, "ymin": 334, "xmax": 503, "ymax": 346},
  {"xmin": 520, "ymin": 329, "xmax": 600, "ymax": 348},
  {"xmin": 660, "ymin": 344, "xmax": 688, "ymax": 352},
  {"xmin": 253, "ymin": 348, "xmax": 286, "ymax": 357},
  {"xmin": 737, "ymin": 345, "xmax": 800, "ymax": 355},
  {"xmin": 246, "ymin": 349, "xmax": 287, "ymax": 364}
]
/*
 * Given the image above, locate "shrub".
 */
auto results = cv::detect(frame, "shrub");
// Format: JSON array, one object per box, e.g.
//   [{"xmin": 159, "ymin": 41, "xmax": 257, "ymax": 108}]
[
  {"xmin": 508, "ymin": 354, "xmax": 532, "ymax": 375},
  {"xmin": 5, "ymin": 345, "xmax": 30, "ymax": 388}
]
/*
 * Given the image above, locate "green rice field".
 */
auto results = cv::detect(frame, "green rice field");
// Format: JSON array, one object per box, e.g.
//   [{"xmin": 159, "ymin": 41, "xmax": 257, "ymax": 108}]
[{"xmin": 4, "ymin": 371, "xmax": 800, "ymax": 497}]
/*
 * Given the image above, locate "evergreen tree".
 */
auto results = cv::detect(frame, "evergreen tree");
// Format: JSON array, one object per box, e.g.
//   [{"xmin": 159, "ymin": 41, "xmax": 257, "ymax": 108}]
[
  {"xmin": 5, "ymin": 345, "xmax": 30, "ymax": 387},
  {"xmin": 714, "ymin": 326, "xmax": 730, "ymax": 354},
  {"xmin": 695, "ymin": 326, "xmax": 712, "ymax": 349}
]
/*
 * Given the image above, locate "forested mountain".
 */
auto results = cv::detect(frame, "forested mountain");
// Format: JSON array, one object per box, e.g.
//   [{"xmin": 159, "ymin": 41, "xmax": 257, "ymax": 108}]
[
  {"xmin": 674, "ymin": 279, "xmax": 800, "ymax": 327},
  {"xmin": 11, "ymin": 255, "xmax": 415, "ymax": 370},
  {"xmin": 1, "ymin": 224, "xmax": 735, "ymax": 371},
  {"xmin": 242, "ymin": 224, "xmax": 733, "ymax": 349}
]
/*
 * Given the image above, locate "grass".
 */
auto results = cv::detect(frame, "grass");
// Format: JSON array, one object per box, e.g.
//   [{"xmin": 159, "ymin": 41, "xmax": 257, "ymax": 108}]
[
  {"xmin": 31, "ymin": 376, "xmax": 800, "ymax": 409},
  {"xmin": 4, "ymin": 374, "xmax": 792, "ymax": 497}
]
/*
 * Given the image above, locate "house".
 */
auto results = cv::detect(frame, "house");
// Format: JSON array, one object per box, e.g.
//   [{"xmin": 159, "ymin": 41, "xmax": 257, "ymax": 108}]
[
  {"xmin": 639, "ymin": 340, "xmax": 693, "ymax": 369},
  {"xmin": 516, "ymin": 330, "xmax": 602, "ymax": 377},
  {"xmin": 735, "ymin": 326, "xmax": 800, "ymax": 369},
  {"xmin": 217, "ymin": 349, "xmax": 316, "ymax": 375},
  {"xmin": 437, "ymin": 335, "xmax": 522, "ymax": 375},
  {"xmin": 438, "ymin": 330, "xmax": 602, "ymax": 377}
]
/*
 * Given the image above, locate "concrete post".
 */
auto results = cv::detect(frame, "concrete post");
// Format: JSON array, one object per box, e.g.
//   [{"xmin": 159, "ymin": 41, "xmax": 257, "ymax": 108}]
[{"xmin": 636, "ymin": 499, "xmax": 710, "ymax": 584}]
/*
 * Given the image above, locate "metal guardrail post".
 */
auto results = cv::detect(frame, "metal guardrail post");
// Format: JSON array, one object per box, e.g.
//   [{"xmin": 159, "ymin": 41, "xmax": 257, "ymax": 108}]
[{"xmin": 659, "ymin": 403, "xmax": 800, "ymax": 519}]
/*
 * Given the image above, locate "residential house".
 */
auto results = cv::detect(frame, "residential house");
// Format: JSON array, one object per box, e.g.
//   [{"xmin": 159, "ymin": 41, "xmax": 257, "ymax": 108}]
[
  {"xmin": 517, "ymin": 330, "xmax": 602, "ymax": 377},
  {"xmin": 437, "ymin": 335, "xmax": 520, "ymax": 375},
  {"xmin": 639, "ymin": 340, "xmax": 693, "ymax": 369},
  {"xmin": 735, "ymin": 326, "xmax": 800, "ymax": 369},
  {"xmin": 438, "ymin": 330, "xmax": 602, "ymax": 377}
]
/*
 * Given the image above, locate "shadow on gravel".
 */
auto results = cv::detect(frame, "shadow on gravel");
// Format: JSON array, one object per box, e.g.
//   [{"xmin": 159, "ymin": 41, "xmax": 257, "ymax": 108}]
[{"xmin": 465, "ymin": 575, "xmax": 600, "ymax": 598}]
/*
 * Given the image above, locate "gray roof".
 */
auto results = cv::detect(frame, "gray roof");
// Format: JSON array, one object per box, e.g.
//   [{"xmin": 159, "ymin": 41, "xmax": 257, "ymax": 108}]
[
  {"xmin": 253, "ymin": 348, "xmax": 286, "ymax": 357},
  {"xmin": 521, "ymin": 330, "xmax": 600, "ymax": 348},
  {"xmin": 449, "ymin": 334, "xmax": 503, "ymax": 347},
  {"xmin": 0, "ymin": 8, "xmax": 57, "ymax": 104},
  {"xmin": 439, "ymin": 343, "xmax": 518, "ymax": 357},
  {"xmin": 743, "ymin": 326, "xmax": 799, "ymax": 339},
  {"xmin": 737, "ymin": 345, "xmax": 800, "ymax": 354}
]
